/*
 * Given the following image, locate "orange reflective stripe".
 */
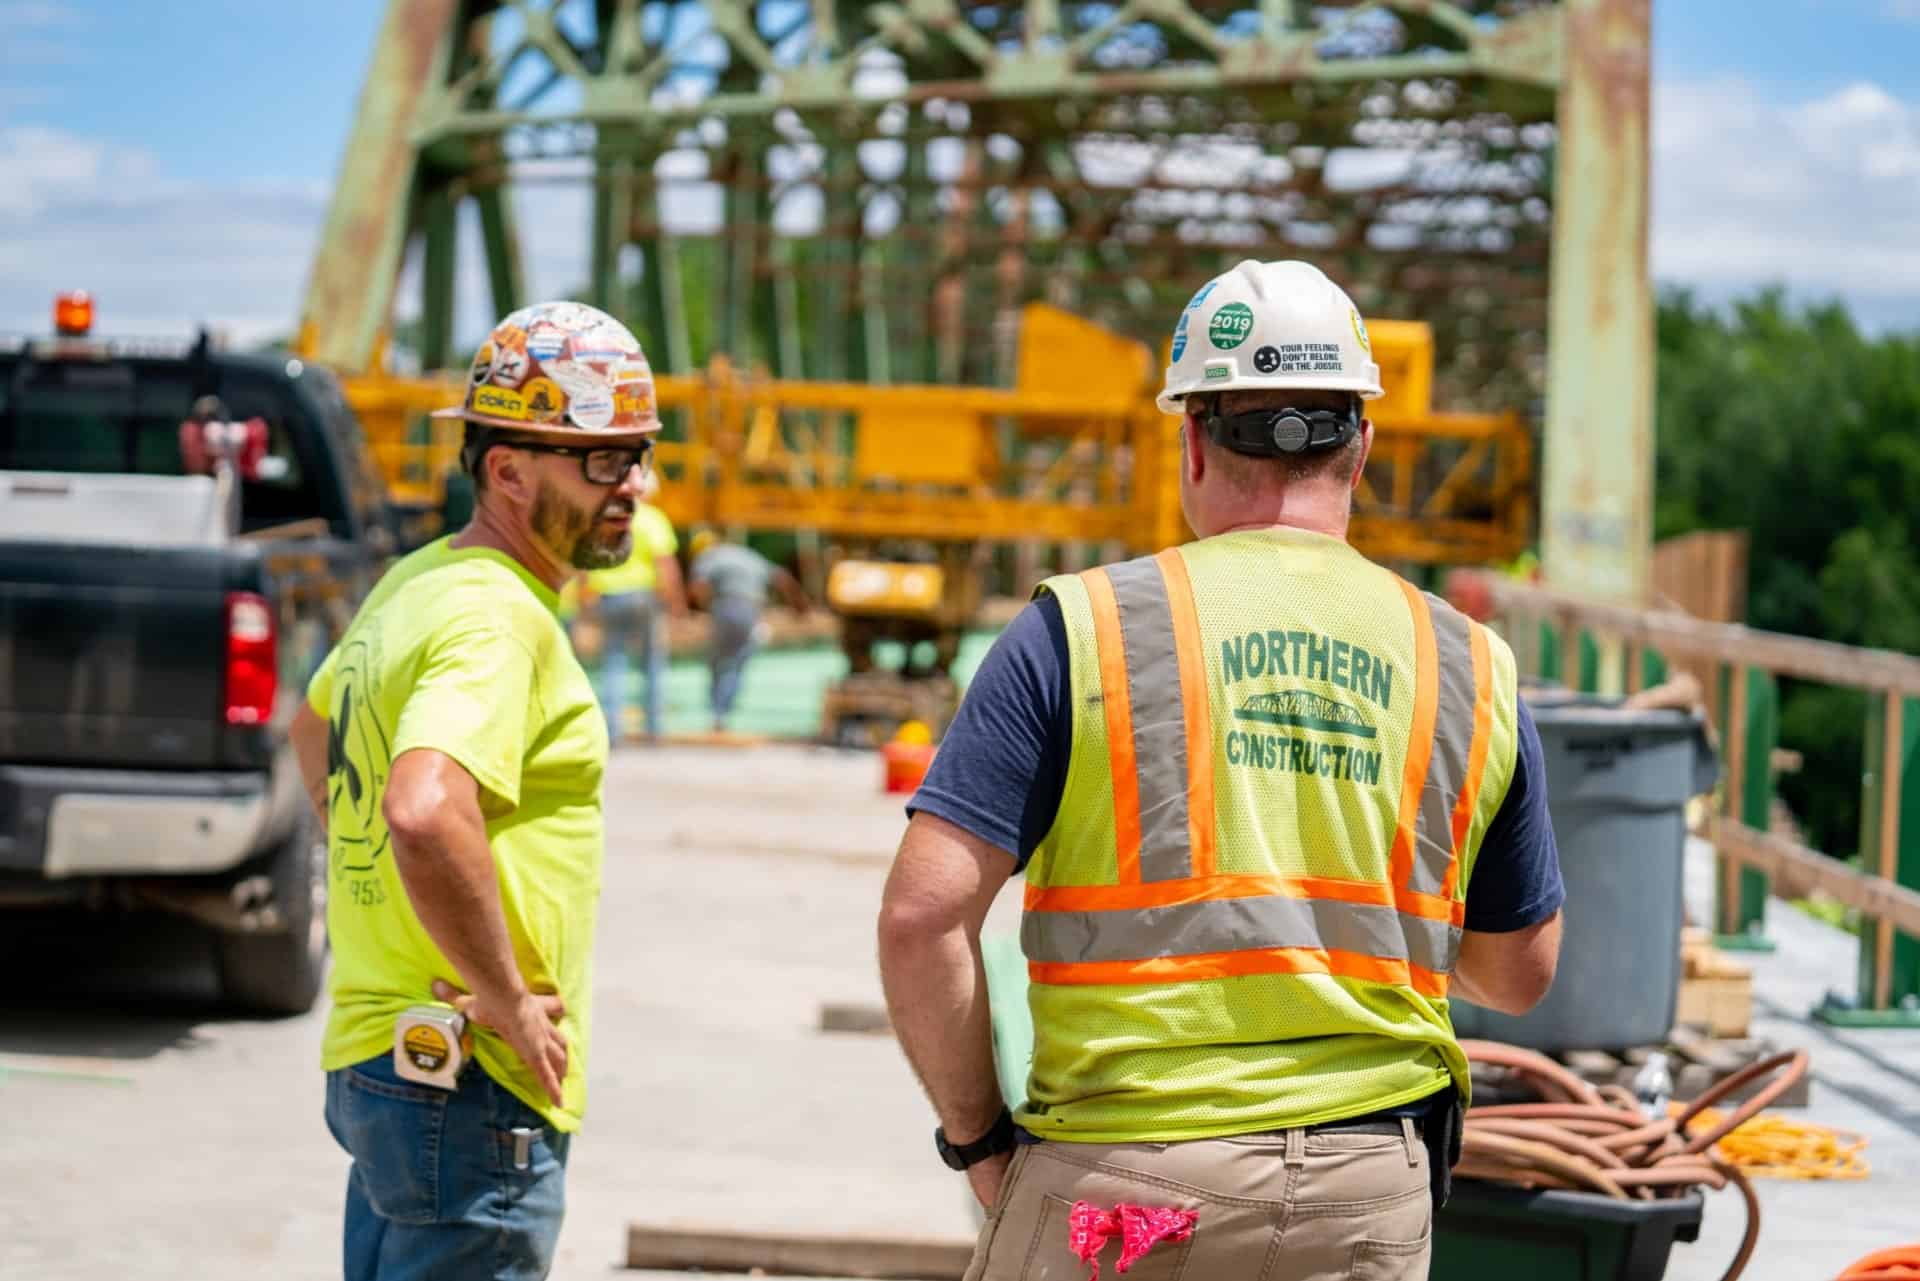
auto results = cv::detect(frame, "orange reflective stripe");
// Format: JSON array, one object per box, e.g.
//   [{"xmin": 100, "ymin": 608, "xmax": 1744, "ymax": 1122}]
[
  {"xmin": 1084, "ymin": 568, "xmax": 1141, "ymax": 884},
  {"xmin": 1390, "ymin": 578, "xmax": 1439, "ymax": 899},
  {"xmin": 1155, "ymin": 549, "xmax": 1216, "ymax": 880},
  {"xmin": 1026, "ymin": 874, "xmax": 1465, "ymax": 926},
  {"xmin": 1445, "ymin": 622, "xmax": 1495, "ymax": 901},
  {"xmin": 1029, "ymin": 947, "xmax": 1450, "ymax": 999}
]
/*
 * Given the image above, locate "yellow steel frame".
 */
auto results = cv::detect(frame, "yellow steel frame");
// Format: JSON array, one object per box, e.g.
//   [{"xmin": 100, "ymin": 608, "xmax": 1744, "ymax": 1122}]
[{"xmin": 345, "ymin": 306, "xmax": 1531, "ymax": 568}]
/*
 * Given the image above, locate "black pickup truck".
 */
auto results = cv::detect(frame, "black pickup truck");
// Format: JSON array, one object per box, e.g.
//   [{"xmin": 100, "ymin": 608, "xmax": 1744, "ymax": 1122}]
[{"xmin": 0, "ymin": 333, "xmax": 392, "ymax": 1012}]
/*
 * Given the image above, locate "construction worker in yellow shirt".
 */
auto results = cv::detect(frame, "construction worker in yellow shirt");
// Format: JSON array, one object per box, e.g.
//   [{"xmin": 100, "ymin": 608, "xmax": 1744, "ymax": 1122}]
[{"xmin": 290, "ymin": 301, "xmax": 661, "ymax": 1280}]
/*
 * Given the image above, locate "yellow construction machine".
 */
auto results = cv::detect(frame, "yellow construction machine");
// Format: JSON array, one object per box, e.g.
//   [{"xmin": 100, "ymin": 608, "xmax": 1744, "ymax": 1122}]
[{"xmin": 325, "ymin": 305, "xmax": 1531, "ymax": 743}]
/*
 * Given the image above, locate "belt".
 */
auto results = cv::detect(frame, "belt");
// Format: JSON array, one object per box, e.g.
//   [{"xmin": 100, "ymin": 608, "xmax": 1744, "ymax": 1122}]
[{"xmin": 1308, "ymin": 1117, "xmax": 1419, "ymax": 1138}]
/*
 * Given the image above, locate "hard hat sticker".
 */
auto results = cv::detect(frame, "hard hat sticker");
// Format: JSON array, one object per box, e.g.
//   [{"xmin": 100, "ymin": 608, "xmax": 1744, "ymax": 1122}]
[
  {"xmin": 526, "ymin": 323, "xmax": 567, "ymax": 362},
  {"xmin": 1351, "ymin": 309, "xmax": 1371, "ymax": 352},
  {"xmin": 569, "ymin": 388, "xmax": 615, "ymax": 431},
  {"xmin": 614, "ymin": 387, "xmax": 654, "ymax": 419},
  {"xmin": 1208, "ymin": 302, "xmax": 1255, "ymax": 350},
  {"xmin": 489, "ymin": 343, "xmax": 532, "ymax": 389},
  {"xmin": 1253, "ymin": 346, "xmax": 1282, "ymax": 374},
  {"xmin": 1171, "ymin": 281, "xmax": 1220, "ymax": 362},
  {"xmin": 472, "ymin": 384, "xmax": 530, "ymax": 421},
  {"xmin": 522, "ymin": 377, "xmax": 565, "ymax": 423}
]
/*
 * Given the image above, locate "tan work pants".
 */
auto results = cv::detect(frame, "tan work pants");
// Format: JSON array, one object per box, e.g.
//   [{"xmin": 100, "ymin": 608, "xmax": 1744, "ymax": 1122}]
[{"xmin": 963, "ymin": 1123, "xmax": 1432, "ymax": 1281}]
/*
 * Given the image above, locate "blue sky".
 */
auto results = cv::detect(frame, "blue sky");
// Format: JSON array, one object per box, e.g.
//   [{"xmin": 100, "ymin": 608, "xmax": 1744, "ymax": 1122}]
[{"xmin": 1, "ymin": 0, "xmax": 1916, "ymax": 341}]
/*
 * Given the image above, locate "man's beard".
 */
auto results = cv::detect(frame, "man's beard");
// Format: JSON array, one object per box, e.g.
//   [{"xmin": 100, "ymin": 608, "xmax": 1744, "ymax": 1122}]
[{"xmin": 531, "ymin": 481, "xmax": 633, "ymax": 570}]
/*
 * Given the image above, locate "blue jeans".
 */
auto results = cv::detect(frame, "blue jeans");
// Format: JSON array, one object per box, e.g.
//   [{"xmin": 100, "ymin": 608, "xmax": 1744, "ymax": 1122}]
[
  {"xmin": 597, "ymin": 588, "xmax": 666, "ymax": 739},
  {"xmin": 325, "ymin": 1055, "xmax": 571, "ymax": 1281},
  {"xmin": 708, "ymin": 597, "xmax": 762, "ymax": 728}
]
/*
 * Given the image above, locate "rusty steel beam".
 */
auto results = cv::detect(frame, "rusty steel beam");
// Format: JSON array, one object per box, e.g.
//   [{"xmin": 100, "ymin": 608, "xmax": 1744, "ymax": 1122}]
[
  {"xmin": 1540, "ymin": 0, "xmax": 1653, "ymax": 601},
  {"xmin": 299, "ymin": 0, "xmax": 458, "ymax": 372}
]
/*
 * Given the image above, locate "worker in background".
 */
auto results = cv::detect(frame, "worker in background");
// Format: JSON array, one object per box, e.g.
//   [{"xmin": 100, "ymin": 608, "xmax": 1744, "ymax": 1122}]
[
  {"xmin": 288, "ymin": 301, "xmax": 661, "ymax": 1281},
  {"xmin": 566, "ymin": 469, "xmax": 686, "ymax": 744},
  {"xmin": 877, "ymin": 261, "xmax": 1563, "ymax": 1281},
  {"xmin": 686, "ymin": 528, "xmax": 810, "ymax": 733}
]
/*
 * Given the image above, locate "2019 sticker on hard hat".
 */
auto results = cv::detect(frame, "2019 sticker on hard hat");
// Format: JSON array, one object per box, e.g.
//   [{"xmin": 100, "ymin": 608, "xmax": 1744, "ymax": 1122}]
[
  {"xmin": 569, "ymin": 388, "xmax": 615, "ymax": 431},
  {"xmin": 1209, "ymin": 302, "xmax": 1255, "ymax": 351},
  {"xmin": 522, "ymin": 377, "xmax": 564, "ymax": 424}
]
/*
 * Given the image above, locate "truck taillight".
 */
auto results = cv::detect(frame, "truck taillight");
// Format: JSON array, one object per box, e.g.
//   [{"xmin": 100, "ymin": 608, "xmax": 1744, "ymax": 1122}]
[{"xmin": 224, "ymin": 592, "xmax": 277, "ymax": 726}]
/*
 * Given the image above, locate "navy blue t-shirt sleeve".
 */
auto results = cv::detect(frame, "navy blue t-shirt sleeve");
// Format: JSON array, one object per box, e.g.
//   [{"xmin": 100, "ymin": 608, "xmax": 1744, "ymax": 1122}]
[
  {"xmin": 907, "ymin": 595, "xmax": 1071, "ymax": 873},
  {"xmin": 1462, "ymin": 698, "xmax": 1564, "ymax": 933}
]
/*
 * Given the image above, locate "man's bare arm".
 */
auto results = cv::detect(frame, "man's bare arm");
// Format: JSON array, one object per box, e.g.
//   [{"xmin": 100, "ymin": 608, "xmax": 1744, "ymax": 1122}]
[
  {"xmin": 877, "ymin": 813, "xmax": 1014, "ymax": 1204},
  {"xmin": 655, "ymin": 555, "xmax": 688, "ymax": 616},
  {"xmin": 290, "ymin": 701, "xmax": 329, "ymax": 825},
  {"xmin": 1452, "ymin": 911, "xmax": 1562, "ymax": 1014},
  {"xmin": 383, "ymin": 747, "xmax": 569, "ymax": 1103}
]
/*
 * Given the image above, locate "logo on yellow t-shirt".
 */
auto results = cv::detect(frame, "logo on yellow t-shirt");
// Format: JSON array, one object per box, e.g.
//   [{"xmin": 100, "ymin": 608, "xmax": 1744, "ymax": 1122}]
[{"xmin": 326, "ymin": 635, "xmax": 394, "ymax": 878}]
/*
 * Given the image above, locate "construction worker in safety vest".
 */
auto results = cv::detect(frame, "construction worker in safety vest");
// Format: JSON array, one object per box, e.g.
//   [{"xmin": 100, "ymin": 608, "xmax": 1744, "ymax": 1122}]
[{"xmin": 878, "ymin": 260, "xmax": 1565, "ymax": 1281}]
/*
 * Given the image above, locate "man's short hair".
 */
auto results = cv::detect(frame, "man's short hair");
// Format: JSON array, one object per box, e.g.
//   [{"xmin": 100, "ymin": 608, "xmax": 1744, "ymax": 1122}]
[{"xmin": 462, "ymin": 425, "xmax": 497, "ymax": 493}]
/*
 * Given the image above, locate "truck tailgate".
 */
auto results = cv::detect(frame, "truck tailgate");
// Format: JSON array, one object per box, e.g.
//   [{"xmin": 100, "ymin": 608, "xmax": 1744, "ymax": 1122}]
[{"xmin": 0, "ymin": 543, "xmax": 234, "ymax": 768}]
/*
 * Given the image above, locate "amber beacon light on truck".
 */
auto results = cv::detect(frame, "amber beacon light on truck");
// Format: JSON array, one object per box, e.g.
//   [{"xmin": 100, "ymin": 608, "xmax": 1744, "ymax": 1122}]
[{"xmin": 53, "ymin": 290, "xmax": 94, "ymax": 337}]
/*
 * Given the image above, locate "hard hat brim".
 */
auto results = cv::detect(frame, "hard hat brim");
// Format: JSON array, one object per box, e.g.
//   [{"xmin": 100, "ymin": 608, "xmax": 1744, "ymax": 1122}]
[{"xmin": 1156, "ymin": 374, "xmax": 1384, "ymax": 416}]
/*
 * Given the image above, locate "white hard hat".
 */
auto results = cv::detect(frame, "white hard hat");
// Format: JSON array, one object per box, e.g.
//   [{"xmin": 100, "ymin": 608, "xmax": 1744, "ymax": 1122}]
[{"xmin": 1158, "ymin": 260, "xmax": 1383, "ymax": 414}]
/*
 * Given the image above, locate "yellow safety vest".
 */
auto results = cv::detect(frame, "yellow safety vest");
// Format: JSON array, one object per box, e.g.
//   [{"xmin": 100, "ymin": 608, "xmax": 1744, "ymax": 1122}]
[{"xmin": 1020, "ymin": 527, "xmax": 1519, "ymax": 1143}]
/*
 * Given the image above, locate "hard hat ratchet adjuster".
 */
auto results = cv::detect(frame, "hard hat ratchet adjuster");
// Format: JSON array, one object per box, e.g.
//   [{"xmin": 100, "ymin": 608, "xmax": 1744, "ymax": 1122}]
[{"xmin": 1196, "ymin": 396, "xmax": 1360, "ymax": 458}]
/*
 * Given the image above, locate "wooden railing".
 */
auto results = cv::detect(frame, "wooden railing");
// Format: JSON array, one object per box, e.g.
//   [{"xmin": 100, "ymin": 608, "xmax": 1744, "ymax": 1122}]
[{"xmin": 1460, "ymin": 574, "xmax": 1920, "ymax": 1026}]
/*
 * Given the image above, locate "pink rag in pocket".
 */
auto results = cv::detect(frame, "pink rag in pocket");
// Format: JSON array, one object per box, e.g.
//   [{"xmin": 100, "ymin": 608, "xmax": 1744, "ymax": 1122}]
[{"xmin": 1066, "ymin": 1201, "xmax": 1199, "ymax": 1280}]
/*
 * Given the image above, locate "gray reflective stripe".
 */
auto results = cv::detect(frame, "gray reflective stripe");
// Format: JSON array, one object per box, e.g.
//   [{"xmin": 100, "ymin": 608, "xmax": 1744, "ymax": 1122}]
[
  {"xmin": 1105, "ymin": 557, "xmax": 1192, "ymax": 882},
  {"xmin": 1023, "ymin": 895, "xmax": 1462, "ymax": 976},
  {"xmin": 1410, "ymin": 595, "xmax": 1477, "ymax": 894}
]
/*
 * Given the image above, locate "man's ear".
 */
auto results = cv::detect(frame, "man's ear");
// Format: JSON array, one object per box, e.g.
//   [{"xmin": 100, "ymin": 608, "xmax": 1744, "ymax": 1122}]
[
  {"xmin": 1184, "ymin": 414, "xmax": 1207, "ymax": 486},
  {"xmin": 1349, "ymin": 419, "xmax": 1375, "ymax": 492},
  {"xmin": 486, "ymin": 444, "xmax": 534, "ymax": 504}
]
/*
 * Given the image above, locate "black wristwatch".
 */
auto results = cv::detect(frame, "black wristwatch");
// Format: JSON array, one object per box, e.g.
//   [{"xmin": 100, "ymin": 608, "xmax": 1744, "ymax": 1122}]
[{"xmin": 935, "ymin": 1108, "xmax": 1017, "ymax": 1171}]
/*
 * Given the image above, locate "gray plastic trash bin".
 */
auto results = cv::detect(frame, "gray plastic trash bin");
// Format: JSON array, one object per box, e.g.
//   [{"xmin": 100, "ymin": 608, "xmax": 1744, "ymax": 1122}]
[{"xmin": 1449, "ymin": 694, "xmax": 1718, "ymax": 1052}]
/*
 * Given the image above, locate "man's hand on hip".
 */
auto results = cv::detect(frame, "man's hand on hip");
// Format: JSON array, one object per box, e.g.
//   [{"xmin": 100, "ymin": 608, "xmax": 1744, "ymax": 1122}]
[
  {"xmin": 967, "ymin": 1150, "xmax": 1013, "ymax": 1210},
  {"xmin": 433, "ymin": 977, "xmax": 570, "ymax": 1106}
]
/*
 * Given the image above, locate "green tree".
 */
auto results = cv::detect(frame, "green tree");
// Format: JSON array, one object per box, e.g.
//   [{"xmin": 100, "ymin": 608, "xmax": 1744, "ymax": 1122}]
[{"xmin": 1654, "ymin": 288, "xmax": 1920, "ymax": 855}]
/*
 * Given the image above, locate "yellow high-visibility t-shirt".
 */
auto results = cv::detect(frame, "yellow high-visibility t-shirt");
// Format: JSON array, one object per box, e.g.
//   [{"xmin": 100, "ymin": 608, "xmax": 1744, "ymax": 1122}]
[{"xmin": 307, "ymin": 536, "xmax": 606, "ymax": 1131}]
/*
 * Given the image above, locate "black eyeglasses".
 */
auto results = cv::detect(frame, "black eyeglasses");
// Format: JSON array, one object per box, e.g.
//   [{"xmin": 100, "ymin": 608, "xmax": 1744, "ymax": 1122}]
[{"xmin": 480, "ymin": 436, "xmax": 654, "ymax": 485}]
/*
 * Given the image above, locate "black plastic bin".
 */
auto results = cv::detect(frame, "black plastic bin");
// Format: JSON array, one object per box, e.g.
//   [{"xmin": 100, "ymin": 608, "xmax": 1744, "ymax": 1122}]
[{"xmin": 1433, "ymin": 1181, "xmax": 1704, "ymax": 1281}]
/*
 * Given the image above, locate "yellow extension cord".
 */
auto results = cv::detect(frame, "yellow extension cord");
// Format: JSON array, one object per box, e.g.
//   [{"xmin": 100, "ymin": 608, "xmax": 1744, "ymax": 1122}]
[{"xmin": 1679, "ymin": 1105, "xmax": 1871, "ymax": 1180}]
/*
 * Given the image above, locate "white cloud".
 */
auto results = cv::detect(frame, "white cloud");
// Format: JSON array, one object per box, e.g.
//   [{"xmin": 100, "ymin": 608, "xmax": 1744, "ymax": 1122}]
[
  {"xmin": 0, "ymin": 126, "xmax": 324, "ymax": 345},
  {"xmin": 1653, "ymin": 77, "xmax": 1920, "ymax": 325}
]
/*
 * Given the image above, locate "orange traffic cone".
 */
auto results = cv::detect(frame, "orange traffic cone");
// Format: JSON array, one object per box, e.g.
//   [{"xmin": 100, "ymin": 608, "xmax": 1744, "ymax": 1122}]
[{"xmin": 881, "ymin": 721, "xmax": 936, "ymax": 794}]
